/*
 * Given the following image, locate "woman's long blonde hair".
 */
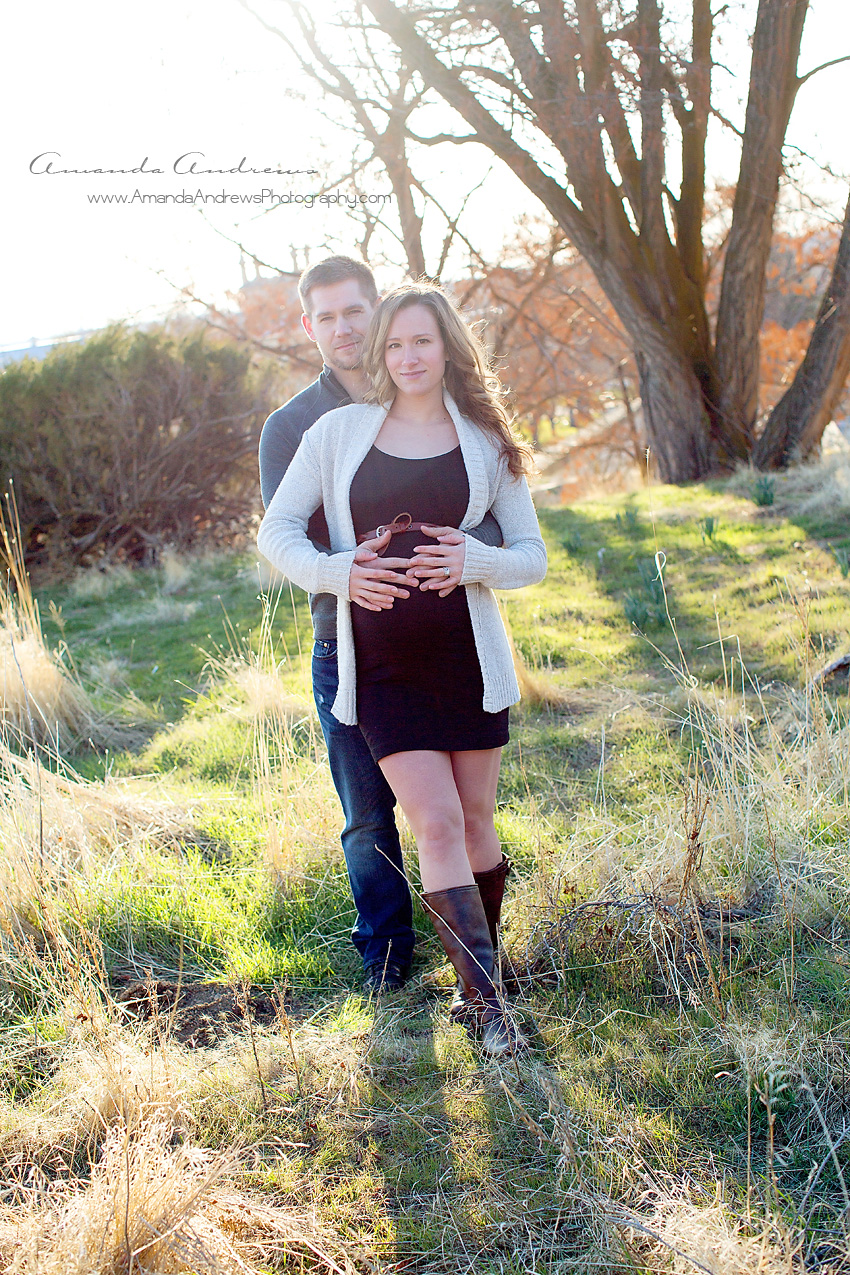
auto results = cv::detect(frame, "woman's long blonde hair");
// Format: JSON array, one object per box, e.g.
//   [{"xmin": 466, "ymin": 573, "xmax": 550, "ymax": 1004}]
[{"xmin": 362, "ymin": 282, "xmax": 533, "ymax": 479}]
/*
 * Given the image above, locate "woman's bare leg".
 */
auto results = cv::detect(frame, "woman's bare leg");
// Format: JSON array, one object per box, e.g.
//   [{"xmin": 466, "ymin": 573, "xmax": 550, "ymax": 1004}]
[
  {"xmin": 378, "ymin": 750, "xmax": 474, "ymax": 892},
  {"xmin": 450, "ymin": 748, "xmax": 504, "ymax": 874},
  {"xmin": 381, "ymin": 746, "xmax": 523, "ymax": 1054}
]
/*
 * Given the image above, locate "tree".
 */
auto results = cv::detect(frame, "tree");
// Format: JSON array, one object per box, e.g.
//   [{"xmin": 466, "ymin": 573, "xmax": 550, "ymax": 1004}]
[
  {"xmin": 327, "ymin": 0, "xmax": 850, "ymax": 480},
  {"xmin": 237, "ymin": 0, "xmax": 640, "ymax": 459},
  {"xmin": 238, "ymin": 0, "xmax": 489, "ymax": 281},
  {"xmin": 754, "ymin": 190, "xmax": 850, "ymax": 466},
  {"xmin": 464, "ymin": 221, "xmax": 638, "ymax": 444}
]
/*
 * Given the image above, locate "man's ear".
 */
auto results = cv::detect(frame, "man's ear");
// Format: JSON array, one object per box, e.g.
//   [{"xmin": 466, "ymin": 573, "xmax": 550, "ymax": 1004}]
[{"xmin": 301, "ymin": 312, "xmax": 315, "ymax": 342}]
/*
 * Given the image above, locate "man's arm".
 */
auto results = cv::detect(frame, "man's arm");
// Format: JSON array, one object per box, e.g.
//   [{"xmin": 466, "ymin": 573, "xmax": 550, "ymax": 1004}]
[
  {"xmin": 467, "ymin": 509, "xmax": 502, "ymax": 548},
  {"xmin": 259, "ymin": 402, "xmax": 331, "ymax": 551},
  {"xmin": 258, "ymin": 406, "xmax": 301, "ymax": 510}
]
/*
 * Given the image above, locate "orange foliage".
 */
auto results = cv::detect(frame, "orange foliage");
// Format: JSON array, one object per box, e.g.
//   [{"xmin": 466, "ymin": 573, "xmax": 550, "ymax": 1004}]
[
  {"xmin": 226, "ymin": 273, "xmax": 314, "ymax": 359},
  {"xmin": 759, "ymin": 225, "xmax": 841, "ymax": 414},
  {"xmin": 760, "ymin": 318, "xmax": 814, "ymax": 412},
  {"xmin": 462, "ymin": 221, "xmax": 639, "ymax": 450}
]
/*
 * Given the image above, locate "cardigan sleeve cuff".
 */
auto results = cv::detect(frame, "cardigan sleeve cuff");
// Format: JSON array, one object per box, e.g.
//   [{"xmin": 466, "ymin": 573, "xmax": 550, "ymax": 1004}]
[
  {"xmin": 315, "ymin": 549, "xmax": 356, "ymax": 599},
  {"xmin": 460, "ymin": 534, "xmax": 499, "ymax": 585}
]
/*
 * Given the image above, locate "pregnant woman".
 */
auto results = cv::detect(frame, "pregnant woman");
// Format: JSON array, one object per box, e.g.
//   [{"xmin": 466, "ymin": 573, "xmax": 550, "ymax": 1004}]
[{"xmin": 257, "ymin": 282, "xmax": 547, "ymax": 1054}]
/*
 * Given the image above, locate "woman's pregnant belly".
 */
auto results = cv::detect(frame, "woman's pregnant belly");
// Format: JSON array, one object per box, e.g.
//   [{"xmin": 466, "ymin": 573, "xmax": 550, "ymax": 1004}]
[{"xmin": 351, "ymin": 529, "xmax": 475, "ymax": 676}]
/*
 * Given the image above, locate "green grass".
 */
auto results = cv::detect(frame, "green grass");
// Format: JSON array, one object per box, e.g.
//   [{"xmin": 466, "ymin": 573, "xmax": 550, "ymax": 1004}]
[
  {"xmin": 2, "ymin": 471, "xmax": 849, "ymax": 1271},
  {"xmin": 519, "ymin": 485, "xmax": 850, "ymax": 688},
  {"xmin": 41, "ymin": 551, "xmax": 310, "ymax": 723}
]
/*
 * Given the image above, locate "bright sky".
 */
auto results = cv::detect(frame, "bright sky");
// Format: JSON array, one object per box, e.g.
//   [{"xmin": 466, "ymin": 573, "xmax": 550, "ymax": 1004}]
[{"xmin": 1, "ymin": 0, "xmax": 848, "ymax": 349}]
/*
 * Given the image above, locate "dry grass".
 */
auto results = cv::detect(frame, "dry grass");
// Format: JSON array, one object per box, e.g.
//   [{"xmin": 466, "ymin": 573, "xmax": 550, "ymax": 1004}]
[
  {"xmin": 0, "ymin": 1121, "xmax": 234, "ymax": 1275},
  {"xmin": 160, "ymin": 548, "xmax": 194, "ymax": 595},
  {"xmin": 196, "ymin": 587, "xmax": 339, "ymax": 874},
  {"xmin": 68, "ymin": 565, "xmax": 134, "ymax": 603},
  {"xmin": 724, "ymin": 451, "xmax": 850, "ymax": 523},
  {"xmin": 0, "ymin": 1110, "xmax": 355, "ymax": 1275},
  {"xmin": 0, "ymin": 625, "xmax": 92, "ymax": 749},
  {"xmin": 0, "ymin": 741, "xmax": 193, "ymax": 962},
  {"xmin": 501, "ymin": 601, "xmax": 575, "ymax": 710},
  {"xmin": 0, "ymin": 1111, "xmax": 370, "ymax": 1274},
  {"xmin": 0, "ymin": 1004, "xmax": 389, "ymax": 1273},
  {"xmin": 1, "ymin": 501, "xmax": 95, "ymax": 750},
  {"xmin": 1, "ymin": 476, "xmax": 848, "ymax": 1274},
  {"xmin": 520, "ymin": 686, "xmax": 850, "ymax": 930},
  {"xmin": 85, "ymin": 656, "xmax": 129, "ymax": 691},
  {"xmin": 511, "ymin": 635, "xmax": 850, "ymax": 1065},
  {"xmin": 0, "ymin": 499, "xmax": 152, "ymax": 753},
  {"xmin": 103, "ymin": 597, "xmax": 200, "ymax": 629},
  {"xmin": 239, "ymin": 557, "xmax": 285, "ymax": 591},
  {"xmin": 1, "ymin": 1027, "xmax": 279, "ymax": 1160},
  {"xmin": 143, "ymin": 597, "xmax": 199, "ymax": 624},
  {"xmin": 0, "ymin": 745, "xmax": 191, "ymax": 876},
  {"xmin": 635, "ymin": 1192, "xmax": 806, "ymax": 1274}
]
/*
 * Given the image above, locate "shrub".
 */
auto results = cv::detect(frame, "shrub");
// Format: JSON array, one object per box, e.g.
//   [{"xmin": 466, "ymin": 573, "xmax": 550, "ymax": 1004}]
[{"xmin": 0, "ymin": 325, "xmax": 286, "ymax": 569}]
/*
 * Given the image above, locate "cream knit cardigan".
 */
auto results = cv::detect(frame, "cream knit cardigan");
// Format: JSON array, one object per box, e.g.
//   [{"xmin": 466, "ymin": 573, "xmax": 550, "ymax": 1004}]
[{"xmin": 257, "ymin": 391, "xmax": 547, "ymax": 725}]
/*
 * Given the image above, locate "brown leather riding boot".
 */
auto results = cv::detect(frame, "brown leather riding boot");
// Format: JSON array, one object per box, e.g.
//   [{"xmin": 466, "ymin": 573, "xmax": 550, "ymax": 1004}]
[
  {"xmin": 449, "ymin": 856, "xmax": 511, "ymax": 1024},
  {"xmin": 423, "ymin": 881, "xmax": 525, "ymax": 1057}
]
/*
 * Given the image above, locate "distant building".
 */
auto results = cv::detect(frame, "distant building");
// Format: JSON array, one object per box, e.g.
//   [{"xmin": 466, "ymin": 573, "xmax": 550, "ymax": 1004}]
[{"xmin": 0, "ymin": 331, "xmax": 96, "ymax": 368}]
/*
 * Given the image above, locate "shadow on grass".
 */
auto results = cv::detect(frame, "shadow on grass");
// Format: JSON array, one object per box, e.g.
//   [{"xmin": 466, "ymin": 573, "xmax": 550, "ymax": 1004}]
[{"xmin": 535, "ymin": 503, "xmax": 799, "ymax": 685}]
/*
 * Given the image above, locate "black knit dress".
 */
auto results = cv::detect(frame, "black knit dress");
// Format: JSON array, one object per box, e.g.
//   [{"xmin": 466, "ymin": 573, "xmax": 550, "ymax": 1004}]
[{"xmin": 349, "ymin": 445, "xmax": 509, "ymax": 762}]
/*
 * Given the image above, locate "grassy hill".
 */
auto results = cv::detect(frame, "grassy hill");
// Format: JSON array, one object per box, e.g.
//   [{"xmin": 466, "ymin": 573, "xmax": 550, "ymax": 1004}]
[{"xmin": 1, "ymin": 457, "xmax": 849, "ymax": 1273}]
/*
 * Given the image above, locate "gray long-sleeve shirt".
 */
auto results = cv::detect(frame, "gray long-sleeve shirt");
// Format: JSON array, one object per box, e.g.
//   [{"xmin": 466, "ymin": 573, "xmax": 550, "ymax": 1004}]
[{"xmin": 258, "ymin": 364, "xmax": 502, "ymax": 639}]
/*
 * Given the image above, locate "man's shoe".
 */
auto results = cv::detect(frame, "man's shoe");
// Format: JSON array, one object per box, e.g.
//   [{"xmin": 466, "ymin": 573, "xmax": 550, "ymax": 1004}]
[{"xmin": 363, "ymin": 960, "xmax": 408, "ymax": 994}]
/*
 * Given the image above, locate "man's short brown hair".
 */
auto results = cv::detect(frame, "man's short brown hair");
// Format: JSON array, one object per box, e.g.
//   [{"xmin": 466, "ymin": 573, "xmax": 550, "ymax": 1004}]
[{"xmin": 298, "ymin": 256, "xmax": 378, "ymax": 314}]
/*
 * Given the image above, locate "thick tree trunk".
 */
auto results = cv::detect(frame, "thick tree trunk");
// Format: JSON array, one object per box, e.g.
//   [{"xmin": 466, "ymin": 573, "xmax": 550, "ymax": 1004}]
[
  {"xmin": 753, "ymin": 191, "xmax": 850, "ymax": 468},
  {"xmin": 714, "ymin": 0, "xmax": 808, "ymax": 455},
  {"xmin": 635, "ymin": 347, "xmax": 712, "ymax": 482}
]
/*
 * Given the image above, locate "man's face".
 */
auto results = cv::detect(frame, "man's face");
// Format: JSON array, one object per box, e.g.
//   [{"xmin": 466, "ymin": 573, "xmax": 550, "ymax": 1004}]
[{"xmin": 301, "ymin": 279, "xmax": 376, "ymax": 372}]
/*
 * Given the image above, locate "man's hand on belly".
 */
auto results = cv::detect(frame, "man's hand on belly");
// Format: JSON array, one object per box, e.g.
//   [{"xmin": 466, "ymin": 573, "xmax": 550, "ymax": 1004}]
[{"xmin": 350, "ymin": 530, "xmax": 415, "ymax": 612}]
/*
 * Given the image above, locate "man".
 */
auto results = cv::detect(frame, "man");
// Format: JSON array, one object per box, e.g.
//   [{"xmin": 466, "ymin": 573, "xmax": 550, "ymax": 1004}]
[{"xmin": 258, "ymin": 255, "xmax": 501, "ymax": 992}]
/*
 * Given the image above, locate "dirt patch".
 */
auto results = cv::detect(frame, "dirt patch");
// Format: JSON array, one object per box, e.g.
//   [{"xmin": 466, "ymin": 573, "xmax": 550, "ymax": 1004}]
[{"xmin": 115, "ymin": 979, "xmax": 279, "ymax": 1047}]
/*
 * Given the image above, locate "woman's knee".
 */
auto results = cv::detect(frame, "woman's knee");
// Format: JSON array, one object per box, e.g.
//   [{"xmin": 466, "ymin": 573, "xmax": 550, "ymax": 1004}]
[
  {"xmin": 462, "ymin": 807, "xmax": 497, "ymax": 847},
  {"xmin": 411, "ymin": 806, "xmax": 464, "ymax": 851}
]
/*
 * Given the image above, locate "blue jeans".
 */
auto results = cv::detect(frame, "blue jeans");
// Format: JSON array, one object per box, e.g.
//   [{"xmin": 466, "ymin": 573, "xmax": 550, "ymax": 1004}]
[{"xmin": 312, "ymin": 639, "xmax": 415, "ymax": 972}]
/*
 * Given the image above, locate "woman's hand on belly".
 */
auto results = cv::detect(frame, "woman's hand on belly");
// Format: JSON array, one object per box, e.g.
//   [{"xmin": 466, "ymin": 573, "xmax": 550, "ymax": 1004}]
[
  {"xmin": 350, "ymin": 529, "xmax": 416, "ymax": 612},
  {"xmin": 406, "ymin": 525, "xmax": 466, "ymax": 597}
]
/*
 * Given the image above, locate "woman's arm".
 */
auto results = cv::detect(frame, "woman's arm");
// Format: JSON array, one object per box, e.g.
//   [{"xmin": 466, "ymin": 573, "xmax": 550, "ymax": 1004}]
[
  {"xmin": 257, "ymin": 430, "xmax": 414, "ymax": 606},
  {"xmin": 459, "ymin": 468, "xmax": 547, "ymax": 590},
  {"xmin": 257, "ymin": 431, "xmax": 355, "ymax": 598}
]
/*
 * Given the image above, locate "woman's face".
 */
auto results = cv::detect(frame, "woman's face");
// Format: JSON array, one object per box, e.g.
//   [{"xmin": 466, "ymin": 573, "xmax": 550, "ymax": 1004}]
[{"xmin": 383, "ymin": 303, "xmax": 447, "ymax": 397}]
